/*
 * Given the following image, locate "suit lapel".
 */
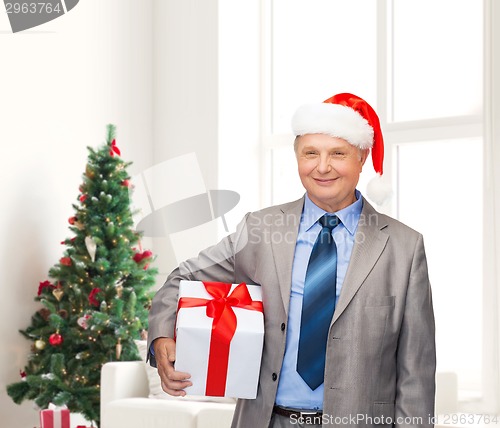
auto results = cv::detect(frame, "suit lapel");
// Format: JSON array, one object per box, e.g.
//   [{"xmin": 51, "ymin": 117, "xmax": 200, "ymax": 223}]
[
  {"xmin": 332, "ymin": 199, "xmax": 389, "ymax": 324},
  {"xmin": 270, "ymin": 197, "xmax": 304, "ymax": 315}
]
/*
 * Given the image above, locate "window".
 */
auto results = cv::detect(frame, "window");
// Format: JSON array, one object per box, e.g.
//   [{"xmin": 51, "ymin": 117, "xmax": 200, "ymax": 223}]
[
  {"xmin": 262, "ymin": 0, "xmax": 378, "ymax": 205},
  {"xmin": 262, "ymin": 0, "xmax": 495, "ymax": 414}
]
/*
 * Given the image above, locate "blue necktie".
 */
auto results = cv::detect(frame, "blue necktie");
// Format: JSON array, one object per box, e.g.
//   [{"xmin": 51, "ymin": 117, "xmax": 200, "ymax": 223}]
[{"xmin": 296, "ymin": 214, "xmax": 339, "ymax": 390}]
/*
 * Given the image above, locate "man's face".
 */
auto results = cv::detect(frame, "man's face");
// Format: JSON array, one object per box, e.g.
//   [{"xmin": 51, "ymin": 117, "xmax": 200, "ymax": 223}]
[{"xmin": 296, "ymin": 134, "xmax": 368, "ymax": 212}]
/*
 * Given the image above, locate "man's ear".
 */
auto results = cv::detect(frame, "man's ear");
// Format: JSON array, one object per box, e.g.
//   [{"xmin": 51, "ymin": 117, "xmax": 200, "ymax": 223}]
[{"xmin": 360, "ymin": 148, "xmax": 370, "ymax": 166}]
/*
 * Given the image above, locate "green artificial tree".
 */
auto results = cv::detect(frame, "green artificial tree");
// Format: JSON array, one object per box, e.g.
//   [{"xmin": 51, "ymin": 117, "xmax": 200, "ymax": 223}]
[{"xmin": 7, "ymin": 125, "xmax": 157, "ymax": 427}]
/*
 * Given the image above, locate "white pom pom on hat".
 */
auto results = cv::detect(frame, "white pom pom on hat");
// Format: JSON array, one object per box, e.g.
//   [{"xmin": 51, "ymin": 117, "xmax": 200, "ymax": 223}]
[
  {"xmin": 365, "ymin": 173, "xmax": 391, "ymax": 206},
  {"xmin": 291, "ymin": 92, "xmax": 391, "ymax": 205}
]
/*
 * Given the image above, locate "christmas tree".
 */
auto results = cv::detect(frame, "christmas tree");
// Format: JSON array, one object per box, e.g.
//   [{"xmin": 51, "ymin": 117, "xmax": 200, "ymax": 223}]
[{"xmin": 7, "ymin": 125, "xmax": 157, "ymax": 427}]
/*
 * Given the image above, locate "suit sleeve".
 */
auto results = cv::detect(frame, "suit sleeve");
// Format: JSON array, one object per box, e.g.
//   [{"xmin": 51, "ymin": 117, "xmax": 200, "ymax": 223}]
[
  {"xmin": 395, "ymin": 233, "xmax": 436, "ymax": 427},
  {"xmin": 146, "ymin": 213, "xmax": 251, "ymax": 366}
]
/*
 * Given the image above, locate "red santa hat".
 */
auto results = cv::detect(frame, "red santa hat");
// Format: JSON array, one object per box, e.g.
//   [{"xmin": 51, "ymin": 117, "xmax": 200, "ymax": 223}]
[{"xmin": 291, "ymin": 92, "xmax": 390, "ymax": 205}]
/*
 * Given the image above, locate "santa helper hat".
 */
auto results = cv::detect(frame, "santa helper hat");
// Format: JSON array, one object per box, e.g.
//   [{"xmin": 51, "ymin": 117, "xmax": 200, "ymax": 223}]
[{"xmin": 291, "ymin": 92, "xmax": 391, "ymax": 205}]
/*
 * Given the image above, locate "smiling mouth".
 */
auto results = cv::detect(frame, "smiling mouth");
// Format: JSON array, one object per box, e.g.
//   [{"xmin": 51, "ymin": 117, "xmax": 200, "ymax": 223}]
[{"xmin": 313, "ymin": 177, "xmax": 338, "ymax": 184}]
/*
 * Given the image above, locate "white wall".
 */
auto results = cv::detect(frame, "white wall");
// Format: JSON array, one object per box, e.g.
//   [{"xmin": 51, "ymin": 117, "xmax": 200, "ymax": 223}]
[
  {"xmin": 150, "ymin": 0, "xmax": 261, "ymax": 278},
  {"xmin": 485, "ymin": 0, "xmax": 500, "ymax": 413},
  {"xmin": 0, "ymin": 1, "xmax": 153, "ymax": 426},
  {"xmin": 218, "ymin": 0, "xmax": 261, "ymax": 234},
  {"xmin": 151, "ymin": 0, "xmax": 220, "ymax": 278}
]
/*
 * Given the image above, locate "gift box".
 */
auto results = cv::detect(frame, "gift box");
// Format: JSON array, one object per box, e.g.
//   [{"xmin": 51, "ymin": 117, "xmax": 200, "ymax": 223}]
[
  {"xmin": 40, "ymin": 404, "xmax": 70, "ymax": 428},
  {"xmin": 175, "ymin": 280, "xmax": 264, "ymax": 399}
]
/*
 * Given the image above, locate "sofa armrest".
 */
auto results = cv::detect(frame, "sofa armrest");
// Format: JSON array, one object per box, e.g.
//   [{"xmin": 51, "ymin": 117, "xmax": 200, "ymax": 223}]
[{"xmin": 101, "ymin": 361, "xmax": 149, "ymax": 408}]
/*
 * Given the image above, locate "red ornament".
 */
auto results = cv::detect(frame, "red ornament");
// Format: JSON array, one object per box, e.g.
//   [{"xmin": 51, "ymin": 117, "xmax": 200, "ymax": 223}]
[
  {"xmin": 19, "ymin": 370, "xmax": 27, "ymax": 380},
  {"xmin": 121, "ymin": 179, "xmax": 131, "ymax": 187},
  {"xmin": 49, "ymin": 333, "xmax": 63, "ymax": 346},
  {"xmin": 133, "ymin": 250, "xmax": 153, "ymax": 263},
  {"xmin": 38, "ymin": 280, "xmax": 55, "ymax": 296},
  {"xmin": 60, "ymin": 257, "xmax": 72, "ymax": 266},
  {"xmin": 88, "ymin": 288, "xmax": 102, "ymax": 307},
  {"xmin": 79, "ymin": 194, "xmax": 88, "ymax": 203},
  {"xmin": 109, "ymin": 139, "xmax": 121, "ymax": 157},
  {"xmin": 68, "ymin": 216, "xmax": 77, "ymax": 225}
]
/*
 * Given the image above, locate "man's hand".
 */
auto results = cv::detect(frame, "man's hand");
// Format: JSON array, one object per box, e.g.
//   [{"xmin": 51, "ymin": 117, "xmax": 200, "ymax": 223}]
[{"xmin": 153, "ymin": 337, "xmax": 192, "ymax": 396}]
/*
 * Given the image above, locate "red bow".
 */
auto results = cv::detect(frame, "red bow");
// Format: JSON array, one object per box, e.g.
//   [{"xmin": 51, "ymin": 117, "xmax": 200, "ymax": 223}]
[
  {"xmin": 38, "ymin": 280, "xmax": 55, "ymax": 296},
  {"xmin": 177, "ymin": 282, "xmax": 263, "ymax": 396},
  {"xmin": 133, "ymin": 250, "xmax": 153, "ymax": 263},
  {"xmin": 88, "ymin": 288, "xmax": 102, "ymax": 307},
  {"xmin": 109, "ymin": 139, "xmax": 121, "ymax": 157}
]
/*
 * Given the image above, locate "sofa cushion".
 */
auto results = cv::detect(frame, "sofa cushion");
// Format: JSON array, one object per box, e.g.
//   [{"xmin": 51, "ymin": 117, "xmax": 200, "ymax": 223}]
[
  {"xmin": 104, "ymin": 398, "xmax": 197, "ymax": 428},
  {"xmin": 103, "ymin": 398, "xmax": 235, "ymax": 428}
]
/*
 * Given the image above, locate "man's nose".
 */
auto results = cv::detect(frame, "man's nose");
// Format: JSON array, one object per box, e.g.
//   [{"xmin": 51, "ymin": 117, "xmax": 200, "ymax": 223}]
[{"xmin": 316, "ymin": 155, "xmax": 332, "ymax": 173}]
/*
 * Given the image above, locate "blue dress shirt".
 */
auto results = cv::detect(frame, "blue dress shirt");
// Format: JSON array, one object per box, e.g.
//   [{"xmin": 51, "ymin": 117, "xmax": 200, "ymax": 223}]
[{"xmin": 275, "ymin": 190, "xmax": 364, "ymax": 410}]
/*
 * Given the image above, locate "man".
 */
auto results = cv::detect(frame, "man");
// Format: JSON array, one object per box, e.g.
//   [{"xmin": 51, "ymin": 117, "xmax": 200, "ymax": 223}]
[{"xmin": 147, "ymin": 93, "xmax": 436, "ymax": 428}]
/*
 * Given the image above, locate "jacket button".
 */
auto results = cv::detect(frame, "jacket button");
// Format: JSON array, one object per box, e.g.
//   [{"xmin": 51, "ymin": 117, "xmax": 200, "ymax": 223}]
[
  {"xmin": 281, "ymin": 323, "xmax": 285, "ymax": 331},
  {"xmin": 272, "ymin": 373, "xmax": 277, "ymax": 381}
]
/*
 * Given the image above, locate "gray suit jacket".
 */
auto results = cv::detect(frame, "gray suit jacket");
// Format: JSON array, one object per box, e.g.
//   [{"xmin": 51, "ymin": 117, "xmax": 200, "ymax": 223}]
[{"xmin": 147, "ymin": 197, "xmax": 436, "ymax": 428}]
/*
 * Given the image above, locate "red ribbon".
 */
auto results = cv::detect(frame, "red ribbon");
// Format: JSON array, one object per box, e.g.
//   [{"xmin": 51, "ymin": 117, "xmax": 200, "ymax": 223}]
[
  {"xmin": 88, "ymin": 287, "xmax": 102, "ymax": 307},
  {"xmin": 109, "ymin": 139, "xmax": 121, "ymax": 157},
  {"xmin": 177, "ymin": 282, "xmax": 263, "ymax": 396}
]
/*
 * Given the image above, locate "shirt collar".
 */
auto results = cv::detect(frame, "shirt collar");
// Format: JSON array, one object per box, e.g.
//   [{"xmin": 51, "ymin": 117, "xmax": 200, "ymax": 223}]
[{"xmin": 302, "ymin": 190, "xmax": 364, "ymax": 236}]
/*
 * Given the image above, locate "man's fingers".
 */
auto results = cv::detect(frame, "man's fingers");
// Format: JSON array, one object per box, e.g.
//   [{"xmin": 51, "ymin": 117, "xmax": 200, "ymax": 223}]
[
  {"xmin": 157, "ymin": 359, "xmax": 191, "ymax": 383},
  {"xmin": 161, "ymin": 380, "xmax": 190, "ymax": 397},
  {"xmin": 153, "ymin": 337, "xmax": 192, "ymax": 396},
  {"xmin": 159, "ymin": 366, "xmax": 192, "ymax": 396}
]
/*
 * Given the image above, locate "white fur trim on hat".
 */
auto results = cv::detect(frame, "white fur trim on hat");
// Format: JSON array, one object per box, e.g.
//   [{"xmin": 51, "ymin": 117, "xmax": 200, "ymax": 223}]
[{"xmin": 291, "ymin": 103, "xmax": 374, "ymax": 149}]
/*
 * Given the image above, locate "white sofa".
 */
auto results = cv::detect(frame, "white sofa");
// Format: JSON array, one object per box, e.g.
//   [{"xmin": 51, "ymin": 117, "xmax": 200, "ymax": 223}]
[{"xmin": 100, "ymin": 360, "xmax": 236, "ymax": 428}]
